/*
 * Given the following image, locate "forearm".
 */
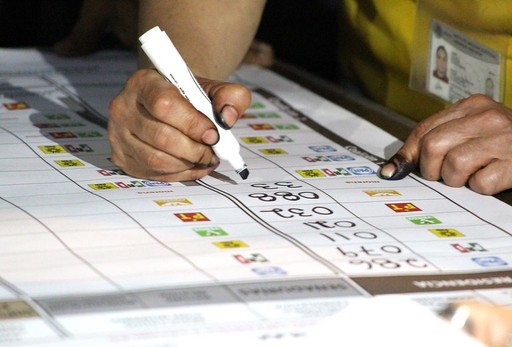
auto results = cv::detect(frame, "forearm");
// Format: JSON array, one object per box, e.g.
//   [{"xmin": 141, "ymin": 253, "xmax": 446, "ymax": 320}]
[{"xmin": 138, "ymin": 0, "xmax": 266, "ymax": 80}]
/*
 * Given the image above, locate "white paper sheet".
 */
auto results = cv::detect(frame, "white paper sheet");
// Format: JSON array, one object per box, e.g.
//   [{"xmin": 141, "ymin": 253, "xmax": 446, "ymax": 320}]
[{"xmin": 0, "ymin": 49, "xmax": 507, "ymax": 346}]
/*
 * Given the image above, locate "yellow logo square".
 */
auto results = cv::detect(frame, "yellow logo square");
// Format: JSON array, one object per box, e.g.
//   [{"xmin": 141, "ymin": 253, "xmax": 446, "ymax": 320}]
[
  {"xmin": 296, "ymin": 169, "xmax": 326, "ymax": 178},
  {"xmin": 54, "ymin": 159, "xmax": 85, "ymax": 167},
  {"xmin": 38, "ymin": 145, "xmax": 67, "ymax": 154},
  {"xmin": 429, "ymin": 228, "xmax": 465, "ymax": 238},
  {"xmin": 213, "ymin": 240, "xmax": 249, "ymax": 249}
]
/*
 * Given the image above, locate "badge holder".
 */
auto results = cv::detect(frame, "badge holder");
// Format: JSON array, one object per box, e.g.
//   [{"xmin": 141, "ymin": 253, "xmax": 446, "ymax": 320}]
[{"xmin": 409, "ymin": 0, "xmax": 508, "ymax": 104}]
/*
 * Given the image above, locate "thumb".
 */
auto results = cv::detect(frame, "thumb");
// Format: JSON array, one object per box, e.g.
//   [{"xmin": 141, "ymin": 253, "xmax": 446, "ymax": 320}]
[
  {"xmin": 378, "ymin": 152, "xmax": 417, "ymax": 180},
  {"xmin": 198, "ymin": 77, "xmax": 252, "ymax": 129},
  {"xmin": 378, "ymin": 106, "xmax": 452, "ymax": 181},
  {"xmin": 379, "ymin": 132, "xmax": 422, "ymax": 180}
]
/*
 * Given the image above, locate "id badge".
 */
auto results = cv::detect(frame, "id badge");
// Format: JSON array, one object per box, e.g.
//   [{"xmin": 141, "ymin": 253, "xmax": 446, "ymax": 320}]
[
  {"xmin": 427, "ymin": 20, "xmax": 501, "ymax": 102},
  {"xmin": 410, "ymin": 1, "xmax": 508, "ymax": 104}
]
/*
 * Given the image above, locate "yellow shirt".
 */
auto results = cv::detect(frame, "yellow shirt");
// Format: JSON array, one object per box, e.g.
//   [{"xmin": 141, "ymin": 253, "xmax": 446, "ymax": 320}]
[{"xmin": 338, "ymin": 0, "xmax": 512, "ymax": 122}]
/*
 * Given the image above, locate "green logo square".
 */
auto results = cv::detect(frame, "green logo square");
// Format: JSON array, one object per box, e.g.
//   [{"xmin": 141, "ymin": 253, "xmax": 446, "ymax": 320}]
[
  {"xmin": 194, "ymin": 226, "xmax": 228, "ymax": 237},
  {"xmin": 407, "ymin": 216, "xmax": 442, "ymax": 225}
]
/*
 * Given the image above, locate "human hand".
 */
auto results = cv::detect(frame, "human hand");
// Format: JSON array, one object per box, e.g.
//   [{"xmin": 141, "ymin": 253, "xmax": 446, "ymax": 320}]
[
  {"xmin": 442, "ymin": 301, "xmax": 512, "ymax": 347},
  {"xmin": 379, "ymin": 94, "xmax": 512, "ymax": 195},
  {"xmin": 107, "ymin": 68, "xmax": 252, "ymax": 181}
]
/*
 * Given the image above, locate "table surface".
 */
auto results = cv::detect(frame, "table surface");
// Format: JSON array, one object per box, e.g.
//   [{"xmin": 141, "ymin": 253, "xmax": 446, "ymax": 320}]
[{"xmin": 272, "ymin": 61, "xmax": 512, "ymax": 206}]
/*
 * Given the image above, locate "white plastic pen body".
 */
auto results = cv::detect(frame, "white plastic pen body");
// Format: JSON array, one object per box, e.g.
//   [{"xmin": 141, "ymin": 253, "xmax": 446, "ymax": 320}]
[{"xmin": 139, "ymin": 26, "xmax": 249, "ymax": 179}]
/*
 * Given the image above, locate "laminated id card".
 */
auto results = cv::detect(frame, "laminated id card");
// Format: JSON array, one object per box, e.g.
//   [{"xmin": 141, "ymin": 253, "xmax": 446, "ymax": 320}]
[{"xmin": 410, "ymin": 1, "xmax": 508, "ymax": 104}]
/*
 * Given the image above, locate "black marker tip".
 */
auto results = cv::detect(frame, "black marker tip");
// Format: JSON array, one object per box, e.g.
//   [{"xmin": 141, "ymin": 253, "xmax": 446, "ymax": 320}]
[{"xmin": 238, "ymin": 168, "xmax": 249, "ymax": 180}]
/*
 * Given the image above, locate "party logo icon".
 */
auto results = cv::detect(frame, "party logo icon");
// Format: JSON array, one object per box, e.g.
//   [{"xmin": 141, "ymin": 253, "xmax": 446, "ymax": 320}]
[
  {"xmin": 175, "ymin": 212, "xmax": 209, "ymax": 222},
  {"xmin": 386, "ymin": 202, "xmax": 422, "ymax": 213},
  {"xmin": 429, "ymin": 228, "xmax": 464, "ymax": 238},
  {"xmin": 3, "ymin": 102, "xmax": 29, "ymax": 110},
  {"xmin": 213, "ymin": 240, "xmax": 248, "ymax": 249}
]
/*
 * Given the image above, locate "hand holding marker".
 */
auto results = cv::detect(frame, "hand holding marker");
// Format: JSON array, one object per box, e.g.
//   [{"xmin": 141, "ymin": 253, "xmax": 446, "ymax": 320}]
[{"xmin": 139, "ymin": 26, "xmax": 249, "ymax": 180}]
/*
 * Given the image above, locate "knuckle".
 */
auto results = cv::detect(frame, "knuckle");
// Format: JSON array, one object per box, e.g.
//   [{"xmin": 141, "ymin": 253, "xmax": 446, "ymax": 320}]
[
  {"xmin": 459, "ymin": 93, "xmax": 491, "ymax": 108},
  {"xmin": 469, "ymin": 179, "xmax": 496, "ymax": 195},
  {"xmin": 440, "ymin": 170, "xmax": 465, "ymax": 188},
  {"xmin": 467, "ymin": 93, "xmax": 488, "ymax": 103},
  {"xmin": 152, "ymin": 125, "xmax": 174, "ymax": 150},
  {"xmin": 154, "ymin": 93, "xmax": 192, "ymax": 125},
  {"xmin": 445, "ymin": 151, "xmax": 470, "ymax": 172},
  {"xmin": 185, "ymin": 114, "xmax": 204, "ymax": 133},
  {"xmin": 109, "ymin": 152, "xmax": 122, "ymax": 167},
  {"xmin": 192, "ymin": 145, "xmax": 214, "ymax": 164},
  {"xmin": 108, "ymin": 95, "xmax": 124, "ymax": 121},
  {"xmin": 225, "ymin": 83, "xmax": 253, "ymax": 107},
  {"xmin": 109, "ymin": 151, "xmax": 135, "ymax": 178},
  {"xmin": 414, "ymin": 119, "xmax": 430, "ymax": 134},
  {"xmin": 420, "ymin": 135, "xmax": 443, "ymax": 158},
  {"xmin": 410, "ymin": 120, "xmax": 430, "ymax": 140},
  {"xmin": 151, "ymin": 92, "xmax": 175, "ymax": 115},
  {"xmin": 145, "ymin": 150, "xmax": 167, "ymax": 171},
  {"xmin": 474, "ymin": 108, "xmax": 505, "ymax": 126},
  {"xmin": 468, "ymin": 167, "xmax": 508, "ymax": 195},
  {"xmin": 420, "ymin": 166, "xmax": 439, "ymax": 181},
  {"xmin": 124, "ymin": 69, "xmax": 146, "ymax": 91},
  {"xmin": 148, "ymin": 87, "xmax": 183, "ymax": 118}
]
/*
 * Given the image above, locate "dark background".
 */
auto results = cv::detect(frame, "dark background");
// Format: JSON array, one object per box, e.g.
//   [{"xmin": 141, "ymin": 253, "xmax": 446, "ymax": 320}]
[
  {"xmin": 0, "ymin": 0, "xmax": 82, "ymax": 47},
  {"xmin": 256, "ymin": 0, "xmax": 341, "ymax": 83},
  {"xmin": 0, "ymin": 0, "xmax": 340, "ymax": 82}
]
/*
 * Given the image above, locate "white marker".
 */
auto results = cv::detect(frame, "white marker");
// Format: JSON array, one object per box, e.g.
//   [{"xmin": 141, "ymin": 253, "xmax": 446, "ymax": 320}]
[{"xmin": 139, "ymin": 26, "xmax": 249, "ymax": 180}]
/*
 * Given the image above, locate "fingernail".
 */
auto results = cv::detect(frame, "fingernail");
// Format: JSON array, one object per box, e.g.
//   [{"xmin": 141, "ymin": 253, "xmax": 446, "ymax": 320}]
[
  {"xmin": 378, "ymin": 153, "xmax": 415, "ymax": 180},
  {"xmin": 215, "ymin": 105, "xmax": 238, "ymax": 130},
  {"xmin": 202, "ymin": 128, "xmax": 219, "ymax": 145},
  {"xmin": 379, "ymin": 162, "xmax": 396, "ymax": 179}
]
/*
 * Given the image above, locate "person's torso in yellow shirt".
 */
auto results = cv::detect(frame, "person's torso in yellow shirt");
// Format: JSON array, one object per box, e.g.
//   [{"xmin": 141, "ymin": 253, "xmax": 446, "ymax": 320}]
[{"xmin": 338, "ymin": 0, "xmax": 512, "ymax": 122}]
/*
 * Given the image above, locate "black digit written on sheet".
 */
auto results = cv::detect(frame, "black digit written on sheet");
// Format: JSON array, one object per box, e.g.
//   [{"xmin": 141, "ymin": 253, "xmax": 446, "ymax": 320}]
[{"xmin": 260, "ymin": 206, "xmax": 334, "ymax": 219}]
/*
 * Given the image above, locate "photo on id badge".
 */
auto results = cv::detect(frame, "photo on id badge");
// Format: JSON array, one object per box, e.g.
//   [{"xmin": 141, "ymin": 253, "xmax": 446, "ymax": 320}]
[{"xmin": 427, "ymin": 20, "xmax": 501, "ymax": 103}]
